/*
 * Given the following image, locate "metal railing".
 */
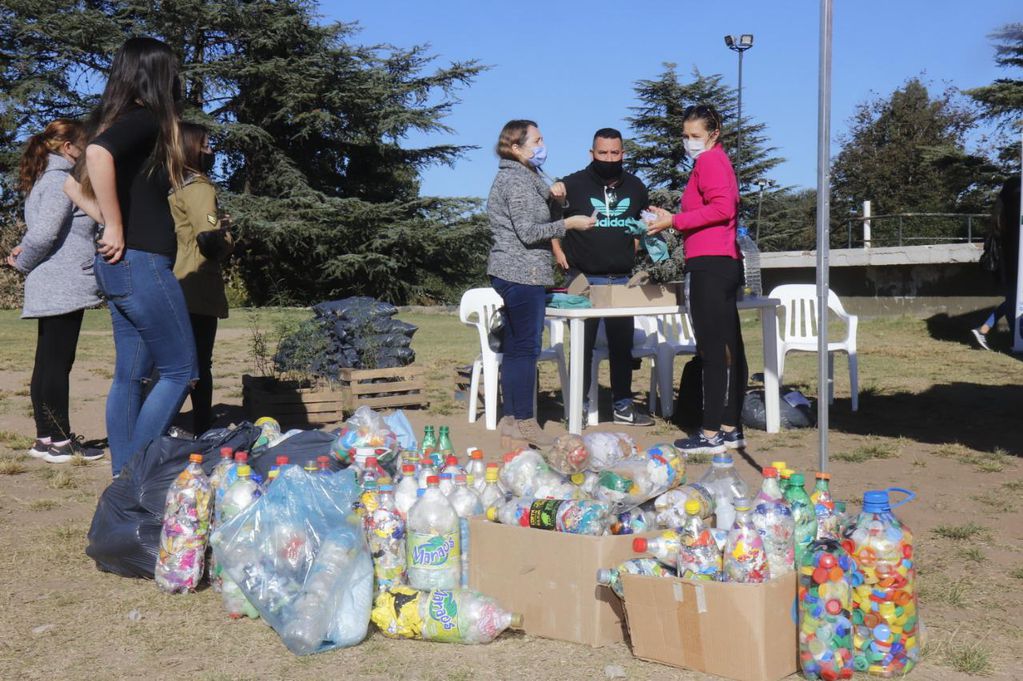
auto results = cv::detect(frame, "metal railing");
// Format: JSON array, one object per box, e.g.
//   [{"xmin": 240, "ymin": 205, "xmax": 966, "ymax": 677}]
[{"xmin": 844, "ymin": 212, "xmax": 988, "ymax": 248}]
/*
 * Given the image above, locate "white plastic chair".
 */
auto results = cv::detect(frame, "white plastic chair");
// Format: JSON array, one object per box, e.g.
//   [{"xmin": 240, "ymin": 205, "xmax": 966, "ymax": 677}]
[
  {"xmin": 458, "ymin": 288, "xmax": 569, "ymax": 430},
  {"xmin": 586, "ymin": 316, "xmax": 659, "ymax": 425},
  {"xmin": 648, "ymin": 312, "xmax": 699, "ymax": 418},
  {"xmin": 768, "ymin": 284, "xmax": 859, "ymax": 411}
]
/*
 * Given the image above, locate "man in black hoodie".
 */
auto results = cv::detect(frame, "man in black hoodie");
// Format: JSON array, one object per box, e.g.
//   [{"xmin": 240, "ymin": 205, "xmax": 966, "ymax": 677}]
[{"xmin": 551, "ymin": 128, "xmax": 654, "ymax": 427}]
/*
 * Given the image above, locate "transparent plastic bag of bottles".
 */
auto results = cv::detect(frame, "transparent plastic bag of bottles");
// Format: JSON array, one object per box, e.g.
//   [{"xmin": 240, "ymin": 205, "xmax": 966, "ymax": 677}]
[
  {"xmin": 211, "ymin": 466, "xmax": 374, "ymax": 655},
  {"xmin": 332, "ymin": 406, "xmax": 399, "ymax": 464},
  {"xmin": 592, "ymin": 444, "xmax": 686, "ymax": 514},
  {"xmin": 581, "ymin": 432, "xmax": 639, "ymax": 470},
  {"xmin": 543, "ymin": 434, "xmax": 590, "ymax": 475}
]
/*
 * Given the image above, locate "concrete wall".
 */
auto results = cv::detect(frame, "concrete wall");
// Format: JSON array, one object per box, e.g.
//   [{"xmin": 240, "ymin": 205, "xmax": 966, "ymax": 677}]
[{"xmin": 759, "ymin": 243, "xmax": 1002, "ymax": 317}]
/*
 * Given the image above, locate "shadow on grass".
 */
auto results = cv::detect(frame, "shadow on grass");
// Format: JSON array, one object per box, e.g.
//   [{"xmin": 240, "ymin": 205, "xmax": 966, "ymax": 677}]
[
  {"xmin": 927, "ymin": 310, "xmax": 1023, "ymax": 358},
  {"xmin": 828, "ymin": 383, "xmax": 1023, "ymax": 456}
]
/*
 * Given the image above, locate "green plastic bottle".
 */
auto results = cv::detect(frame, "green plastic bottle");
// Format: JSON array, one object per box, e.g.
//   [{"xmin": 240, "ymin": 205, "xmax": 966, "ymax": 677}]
[
  {"xmin": 783, "ymin": 472, "xmax": 818, "ymax": 566},
  {"xmin": 420, "ymin": 426, "xmax": 437, "ymax": 463},
  {"xmin": 438, "ymin": 426, "xmax": 455, "ymax": 458}
]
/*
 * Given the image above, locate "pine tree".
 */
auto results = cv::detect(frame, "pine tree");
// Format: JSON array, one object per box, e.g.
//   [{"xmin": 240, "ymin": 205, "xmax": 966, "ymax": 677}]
[
  {"xmin": 0, "ymin": 0, "xmax": 489, "ymax": 305},
  {"xmin": 966, "ymin": 23, "xmax": 1023, "ymax": 173}
]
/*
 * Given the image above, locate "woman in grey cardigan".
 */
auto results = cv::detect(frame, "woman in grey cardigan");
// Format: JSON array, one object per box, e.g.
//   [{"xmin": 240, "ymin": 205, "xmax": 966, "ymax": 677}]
[
  {"xmin": 7, "ymin": 120, "xmax": 103, "ymax": 463},
  {"xmin": 486, "ymin": 119, "xmax": 593, "ymax": 447}
]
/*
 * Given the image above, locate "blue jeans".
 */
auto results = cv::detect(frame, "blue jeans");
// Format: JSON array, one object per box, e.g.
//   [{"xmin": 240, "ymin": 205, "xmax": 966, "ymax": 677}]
[
  {"xmin": 571, "ymin": 272, "xmax": 634, "ymax": 411},
  {"xmin": 490, "ymin": 276, "xmax": 546, "ymax": 420},
  {"xmin": 94, "ymin": 250, "xmax": 198, "ymax": 475}
]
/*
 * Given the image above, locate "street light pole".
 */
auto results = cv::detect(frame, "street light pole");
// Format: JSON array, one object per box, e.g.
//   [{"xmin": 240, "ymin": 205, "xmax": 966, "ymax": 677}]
[
  {"xmin": 724, "ymin": 34, "xmax": 754, "ymax": 187},
  {"xmin": 754, "ymin": 178, "xmax": 774, "ymax": 244}
]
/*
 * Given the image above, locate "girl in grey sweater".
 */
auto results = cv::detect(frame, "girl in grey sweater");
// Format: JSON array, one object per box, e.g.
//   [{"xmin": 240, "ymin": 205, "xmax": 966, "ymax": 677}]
[
  {"xmin": 486, "ymin": 119, "xmax": 593, "ymax": 447},
  {"xmin": 7, "ymin": 119, "xmax": 103, "ymax": 463}
]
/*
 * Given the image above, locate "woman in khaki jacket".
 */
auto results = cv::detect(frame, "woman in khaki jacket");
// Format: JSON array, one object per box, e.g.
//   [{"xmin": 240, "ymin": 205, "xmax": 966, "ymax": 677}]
[{"xmin": 170, "ymin": 122, "xmax": 232, "ymax": 434}]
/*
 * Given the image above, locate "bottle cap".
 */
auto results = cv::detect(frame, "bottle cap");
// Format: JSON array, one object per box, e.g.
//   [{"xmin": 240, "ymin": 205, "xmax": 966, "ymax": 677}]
[
  {"xmin": 509, "ymin": 613, "xmax": 524, "ymax": 629},
  {"xmin": 363, "ymin": 479, "xmax": 377, "ymax": 490},
  {"xmin": 485, "ymin": 469, "xmax": 499, "ymax": 482},
  {"xmin": 379, "ymin": 484, "xmax": 393, "ymax": 492},
  {"xmin": 771, "ymin": 460, "xmax": 787, "ymax": 471},
  {"xmin": 455, "ymin": 474, "xmax": 467, "ymax": 484},
  {"xmin": 733, "ymin": 497, "xmax": 751, "ymax": 512},
  {"xmin": 763, "ymin": 466, "xmax": 778, "ymax": 478},
  {"xmin": 401, "ymin": 464, "xmax": 416, "ymax": 473},
  {"xmin": 486, "ymin": 462, "xmax": 499, "ymax": 469},
  {"xmin": 367, "ymin": 456, "xmax": 378, "ymax": 466},
  {"xmin": 303, "ymin": 462, "xmax": 317, "ymax": 472},
  {"xmin": 237, "ymin": 464, "xmax": 251, "ymax": 477},
  {"xmin": 816, "ymin": 472, "xmax": 831, "ymax": 480},
  {"xmin": 570, "ymin": 473, "xmax": 586, "ymax": 485},
  {"xmin": 219, "ymin": 447, "xmax": 233, "ymax": 459},
  {"xmin": 427, "ymin": 475, "xmax": 440, "ymax": 486},
  {"xmin": 595, "ymin": 568, "xmax": 611, "ymax": 585},
  {"xmin": 711, "ymin": 453, "xmax": 733, "ymax": 465},
  {"xmin": 268, "ymin": 469, "xmax": 279, "ymax": 479},
  {"xmin": 470, "ymin": 449, "xmax": 483, "ymax": 460},
  {"xmin": 446, "ymin": 456, "xmax": 458, "ymax": 466},
  {"xmin": 317, "ymin": 456, "xmax": 329, "ymax": 464},
  {"xmin": 632, "ymin": 537, "xmax": 649, "ymax": 553},
  {"xmin": 862, "ymin": 490, "xmax": 890, "ymax": 513},
  {"xmin": 236, "ymin": 451, "xmax": 249, "ymax": 463},
  {"xmin": 485, "ymin": 506, "xmax": 497, "ymax": 521},
  {"xmin": 440, "ymin": 473, "xmax": 453, "ymax": 480},
  {"xmin": 275, "ymin": 455, "xmax": 288, "ymax": 465},
  {"xmin": 504, "ymin": 452, "xmax": 516, "ymax": 463},
  {"xmin": 790, "ymin": 473, "xmax": 805, "ymax": 486},
  {"xmin": 781, "ymin": 468, "xmax": 794, "ymax": 479},
  {"xmin": 189, "ymin": 453, "xmax": 203, "ymax": 464},
  {"xmin": 684, "ymin": 499, "xmax": 701, "ymax": 515}
]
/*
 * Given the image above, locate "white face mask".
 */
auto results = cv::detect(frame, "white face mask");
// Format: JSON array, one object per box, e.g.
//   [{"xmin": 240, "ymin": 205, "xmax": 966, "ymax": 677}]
[{"xmin": 686, "ymin": 138, "xmax": 707, "ymax": 159}]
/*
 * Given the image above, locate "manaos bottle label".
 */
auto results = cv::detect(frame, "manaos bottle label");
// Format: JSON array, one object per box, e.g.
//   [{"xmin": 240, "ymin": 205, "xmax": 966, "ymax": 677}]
[
  {"xmin": 422, "ymin": 589, "xmax": 462, "ymax": 642},
  {"xmin": 407, "ymin": 530, "xmax": 459, "ymax": 571}
]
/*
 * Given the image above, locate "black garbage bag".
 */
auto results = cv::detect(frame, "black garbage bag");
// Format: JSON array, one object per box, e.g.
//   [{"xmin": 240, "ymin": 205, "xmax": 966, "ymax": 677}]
[
  {"xmin": 312, "ymin": 297, "xmax": 397, "ymax": 321},
  {"xmin": 249, "ymin": 428, "xmax": 342, "ymax": 478},
  {"xmin": 85, "ymin": 424, "xmax": 261, "ymax": 579},
  {"xmin": 741, "ymin": 389, "xmax": 817, "ymax": 431}
]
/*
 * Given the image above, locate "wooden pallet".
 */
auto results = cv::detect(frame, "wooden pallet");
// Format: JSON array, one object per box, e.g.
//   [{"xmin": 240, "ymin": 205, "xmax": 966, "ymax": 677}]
[
  {"xmin": 242, "ymin": 374, "xmax": 345, "ymax": 426},
  {"xmin": 338, "ymin": 366, "xmax": 428, "ymax": 411}
]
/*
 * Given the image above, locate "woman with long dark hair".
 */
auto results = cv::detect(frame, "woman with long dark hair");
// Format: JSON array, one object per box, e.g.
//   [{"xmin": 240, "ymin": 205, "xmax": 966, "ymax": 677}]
[
  {"xmin": 647, "ymin": 104, "xmax": 747, "ymax": 454},
  {"xmin": 171, "ymin": 122, "xmax": 233, "ymax": 434},
  {"xmin": 6, "ymin": 119, "xmax": 104, "ymax": 463},
  {"xmin": 80, "ymin": 37, "xmax": 197, "ymax": 476}
]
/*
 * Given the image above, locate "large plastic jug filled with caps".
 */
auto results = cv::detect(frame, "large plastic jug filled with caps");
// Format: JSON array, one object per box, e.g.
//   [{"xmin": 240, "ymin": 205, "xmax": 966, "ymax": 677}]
[{"xmin": 844, "ymin": 488, "xmax": 919, "ymax": 677}]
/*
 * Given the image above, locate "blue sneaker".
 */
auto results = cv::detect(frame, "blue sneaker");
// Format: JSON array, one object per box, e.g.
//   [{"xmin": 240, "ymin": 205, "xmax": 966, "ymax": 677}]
[
  {"xmin": 720, "ymin": 429, "xmax": 746, "ymax": 450},
  {"xmin": 673, "ymin": 431, "xmax": 726, "ymax": 455}
]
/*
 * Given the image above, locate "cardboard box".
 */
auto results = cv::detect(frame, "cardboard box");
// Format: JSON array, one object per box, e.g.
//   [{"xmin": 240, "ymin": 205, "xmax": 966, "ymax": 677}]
[
  {"xmin": 467, "ymin": 516, "xmax": 652, "ymax": 646},
  {"xmin": 565, "ymin": 273, "xmax": 682, "ymax": 308},
  {"xmin": 621, "ymin": 573, "xmax": 797, "ymax": 681}
]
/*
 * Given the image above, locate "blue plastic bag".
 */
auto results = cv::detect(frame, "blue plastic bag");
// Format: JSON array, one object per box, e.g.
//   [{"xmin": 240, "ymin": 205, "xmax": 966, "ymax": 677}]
[
  {"xmin": 211, "ymin": 466, "xmax": 373, "ymax": 655},
  {"xmin": 385, "ymin": 410, "xmax": 417, "ymax": 452}
]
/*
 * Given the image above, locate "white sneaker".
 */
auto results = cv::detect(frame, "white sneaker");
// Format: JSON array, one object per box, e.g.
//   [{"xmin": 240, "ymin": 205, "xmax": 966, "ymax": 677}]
[
  {"xmin": 43, "ymin": 436, "xmax": 104, "ymax": 464},
  {"xmin": 28, "ymin": 438, "xmax": 51, "ymax": 459},
  {"xmin": 971, "ymin": 328, "xmax": 991, "ymax": 351}
]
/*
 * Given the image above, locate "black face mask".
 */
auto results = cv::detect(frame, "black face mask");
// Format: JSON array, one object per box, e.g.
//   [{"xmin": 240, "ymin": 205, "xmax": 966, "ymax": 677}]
[
  {"xmin": 200, "ymin": 151, "xmax": 215, "ymax": 174},
  {"xmin": 591, "ymin": 158, "xmax": 623, "ymax": 181}
]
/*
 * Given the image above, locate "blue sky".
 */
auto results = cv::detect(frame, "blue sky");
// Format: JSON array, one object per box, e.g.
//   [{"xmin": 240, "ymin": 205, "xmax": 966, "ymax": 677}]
[{"xmin": 321, "ymin": 1, "xmax": 1019, "ymax": 199}]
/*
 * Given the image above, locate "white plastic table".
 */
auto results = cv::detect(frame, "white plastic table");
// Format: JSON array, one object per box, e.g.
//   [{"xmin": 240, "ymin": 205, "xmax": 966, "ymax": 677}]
[{"xmin": 545, "ymin": 297, "xmax": 782, "ymax": 435}]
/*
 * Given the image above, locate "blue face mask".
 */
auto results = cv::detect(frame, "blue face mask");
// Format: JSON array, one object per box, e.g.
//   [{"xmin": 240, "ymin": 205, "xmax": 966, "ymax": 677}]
[{"xmin": 528, "ymin": 145, "xmax": 548, "ymax": 168}]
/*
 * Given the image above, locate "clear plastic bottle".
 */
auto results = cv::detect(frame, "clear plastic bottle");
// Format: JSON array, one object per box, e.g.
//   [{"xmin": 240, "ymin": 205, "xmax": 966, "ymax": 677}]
[
  {"xmin": 596, "ymin": 558, "xmax": 676, "ymax": 599},
  {"xmin": 155, "ymin": 453, "xmax": 212, "ymax": 594},
  {"xmin": 499, "ymin": 449, "xmax": 573, "ymax": 499},
  {"xmin": 317, "ymin": 455, "xmax": 331, "ymax": 474},
  {"xmin": 394, "ymin": 464, "xmax": 419, "ymax": 519},
  {"xmin": 364, "ymin": 484, "xmax": 407, "ymax": 593},
  {"xmin": 846, "ymin": 488, "xmax": 919, "ymax": 677},
  {"xmin": 785, "ymin": 473, "xmax": 819, "ymax": 567},
  {"xmin": 406, "ymin": 475, "xmax": 461, "ymax": 589},
  {"xmin": 487, "ymin": 496, "xmax": 611, "ymax": 535},
  {"xmin": 449, "ymin": 474, "xmax": 483, "ymax": 588},
  {"xmin": 254, "ymin": 416, "xmax": 281, "ymax": 449},
  {"xmin": 811, "ymin": 472, "xmax": 840, "ymax": 540},
  {"xmin": 207, "ymin": 446, "xmax": 235, "ymax": 593},
  {"xmin": 698, "ymin": 453, "xmax": 749, "ymax": 530},
  {"xmin": 724, "ymin": 497, "xmax": 769, "ymax": 583},
  {"xmin": 267, "ymin": 454, "xmax": 289, "ymax": 486},
  {"xmin": 737, "ymin": 225, "xmax": 762, "ymax": 298},
  {"xmin": 372, "ymin": 585, "xmax": 522, "ymax": 644},
  {"xmin": 632, "ymin": 530, "xmax": 684, "ymax": 569},
  {"xmin": 833, "ymin": 501, "xmax": 853, "ymax": 537},
  {"xmin": 417, "ymin": 456, "xmax": 438, "ymax": 490},
  {"xmin": 653, "ymin": 483, "xmax": 715, "ymax": 528},
  {"xmin": 359, "ymin": 478, "xmax": 380, "ymax": 519},
  {"xmin": 593, "ymin": 443, "xmax": 686, "ymax": 514},
  {"xmin": 438, "ymin": 472, "xmax": 455, "ymax": 497},
  {"xmin": 798, "ymin": 538, "xmax": 856, "ymax": 680},
  {"xmin": 362, "ymin": 456, "xmax": 381, "ymax": 491},
  {"xmin": 677, "ymin": 499, "xmax": 722, "ymax": 580},
  {"xmin": 544, "ymin": 433, "xmax": 590, "ymax": 475},
  {"xmin": 442, "ymin": 454, "xmax": 466, "ymax": 482},
  {"xmin": 479, "ymin": 465, "xmax": 506, "ymax": 514},
  {"xmin": 609, "ymin": 506, "xmax": 658, "ymax": 535},
  {"xmin": 217, "ymin": 464, "xmax": 262, "ymax": 619},
  {"xmin": 465, "ymin": 448, "xmax": 486, "ymax": 492},
  {"xmin": 752, "ymin": 468, "xmax": 795, "ymax": 577}
]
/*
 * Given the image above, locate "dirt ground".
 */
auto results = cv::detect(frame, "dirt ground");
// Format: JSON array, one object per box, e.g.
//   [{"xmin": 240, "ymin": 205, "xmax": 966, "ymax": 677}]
[{"xmin": 0, "ymin": 308, "xmax": 1021, "ymax": 681}]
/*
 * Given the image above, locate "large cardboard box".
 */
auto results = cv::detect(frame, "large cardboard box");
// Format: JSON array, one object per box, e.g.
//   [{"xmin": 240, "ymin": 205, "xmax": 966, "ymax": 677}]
[
  {"xmin": 565, "ymin": 273, "xmax": 682, "ymax": 309},
  {"xmin": 621, "ymin": 573, "xmax": 798, "ymax": 681},
  {"xmin": 467, "ymin": 516, "xmax": 650, "ymax": 646}
]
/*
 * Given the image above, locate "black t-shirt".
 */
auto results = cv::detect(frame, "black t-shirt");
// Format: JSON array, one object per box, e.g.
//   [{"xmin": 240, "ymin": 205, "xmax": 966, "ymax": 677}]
[
  {"xmin": 561, "ymin": 165, "xmax": 649, "ymax": 275},
  {"xmin": 92, "ymin": 107, "xmax": 175, "ymax": 256}
]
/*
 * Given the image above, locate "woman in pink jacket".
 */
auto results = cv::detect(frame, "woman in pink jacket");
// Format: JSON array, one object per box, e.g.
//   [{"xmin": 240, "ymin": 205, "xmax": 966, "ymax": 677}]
[{"xmin": 647, "ymin": 104, "xmax": 746, "ymax": 455}]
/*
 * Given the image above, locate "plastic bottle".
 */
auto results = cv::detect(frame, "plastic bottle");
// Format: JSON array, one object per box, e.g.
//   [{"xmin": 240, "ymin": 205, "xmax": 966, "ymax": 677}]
[
  {"xmin": 438, "ymin": 472, "xmax": 454, "ymax": 497},
  {"xmin": 596, "ymin": 558, "xmax": 676, "ymax": 599},
  {"xmin": 798, "ymin": 538, "xmax": 857, "ymax": 680},
  {"xmin": 406, "ymin": 475, "xmax": 461, "ymax": 589},
  {"xmin": 499, "ymin": 449, "xmax": 574, "ymax": 499},
  {"xmin": 544, "ymin": 433, "xmax": 590, "ymax": 475},
  {"xmin": 221, "ymin": 450, "xmax": 247, "ymax": 493},
  {"xmin": 372, "ymin": 586, "xmax": 521, "ymax": 644},
  {"xmin": 437, "ymin": 426, "xmax": 455, "ymax": 458},
  {"xmin": 217, "ymin": 464, "xmax": 261, "ymax": 619},
  {"xmin": 724, "ymin": 497, "xmax": 769, "ymax": 583},
  {"xmin": 833, "ymin": 501, "xmax": 853, "ymax": 537},
  {"xmin": 593, "ymin": 443, "xmax": 687, "ymax": 513},
  {"xmin": 652, "ymin": 483, "xmax": 715, "ymax": 528},
  {"xmin": 254, "ymin": 416, "xmax": 281, "ymax": 449},
  {"xmin": 737, "ymin": 225, "xmax": 762, "ymax": 298},
  {"xmin": 677, "ymin": 499, "xmax": 722, "ymax": 580},
  {"xmin": 362, "ymin": 456, "xmax": 381, "ymax": 491},
  {"xmin": 441, "ymin": 454, "xmax": 466, "ymax": 491},
  {"xmin": 846, "ymin": 488, "xmax": 919, "ymax": 677},
  {"xmin": 364, "ymin": 484, "xmax": 407, "ymax": 594},
  {"xmin": 479, "ymin": 465, "xmax": 506, "ymax": 514},
  {"xmin": 609, "ymin": 506, "xmax": 658, "ymax": 535},
  {"xmin": 449, "ymin": 474, "xmax": 483, "ymax": 588},
  {"xmin": 779, "ymin": 467, "xmax": 795, "ymax": 494},
  {"xmin": 752, "ymin": 468, "xmax": 795, "ymax": 577},
  {"xmin": 698, "ymin": 453, "xmax": 749, "ymax": 530},
  {"xmin": 420, "ymin": 425, "xmax": 438, "ymax": 462},
  {"xmin": 303, "ymin": 461, "xmax": 318, "ymax": 473},
  {"xmin": 417, "ymin": 456, "xmax": 438, "ymax": 490},
  {"xmin": 207, "ymin": 447, "xmax": 235, "ymax": 593},
  {"xmin": 394, "ymin": 464, "xmax": 419, "ymax": 518},
  {"xmin": 812, "ymin": 472, "xmax": 840, "ymax": 540},
  {"xmin": 465, "ymin": 448, "xmax": 486, "ymax": 492},
  {"xmin": 317, "ymin": 456, "xmax": 331, "ymax": 474},
  {"xmin": 281, "ymin": 530, "xmax": 365, "ymax": 655},
  {"xmin": 267, "ymin": 454, "xmax": 289, "ymax": 486},
  {"xmin": 785, "ymin": 473, "xmax": 819, "ymax": 567},
  {"xmin": 487, "ymin": 497, "xmax": 611, "ymax": 535},
  {"xmin": 155, "ymin": 453, "xmax": 212, "ymax": 594},
  {"xmin": 359, "ymin": 478, "xmax": 380, "ymax": 519},
  {"xmin": 632, "ymin": 530, "xmax": 684, "ymax": 569}
]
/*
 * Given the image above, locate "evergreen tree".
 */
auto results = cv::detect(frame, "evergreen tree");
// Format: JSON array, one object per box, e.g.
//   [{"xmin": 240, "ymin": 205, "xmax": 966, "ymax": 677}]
[
  {"xmin": 0, "ymin": 0, "xmax": 488, "ymax": 305},
  {"xmin": 966, "ymin": 23, "xmax": 1023, "ymax": 173}
]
